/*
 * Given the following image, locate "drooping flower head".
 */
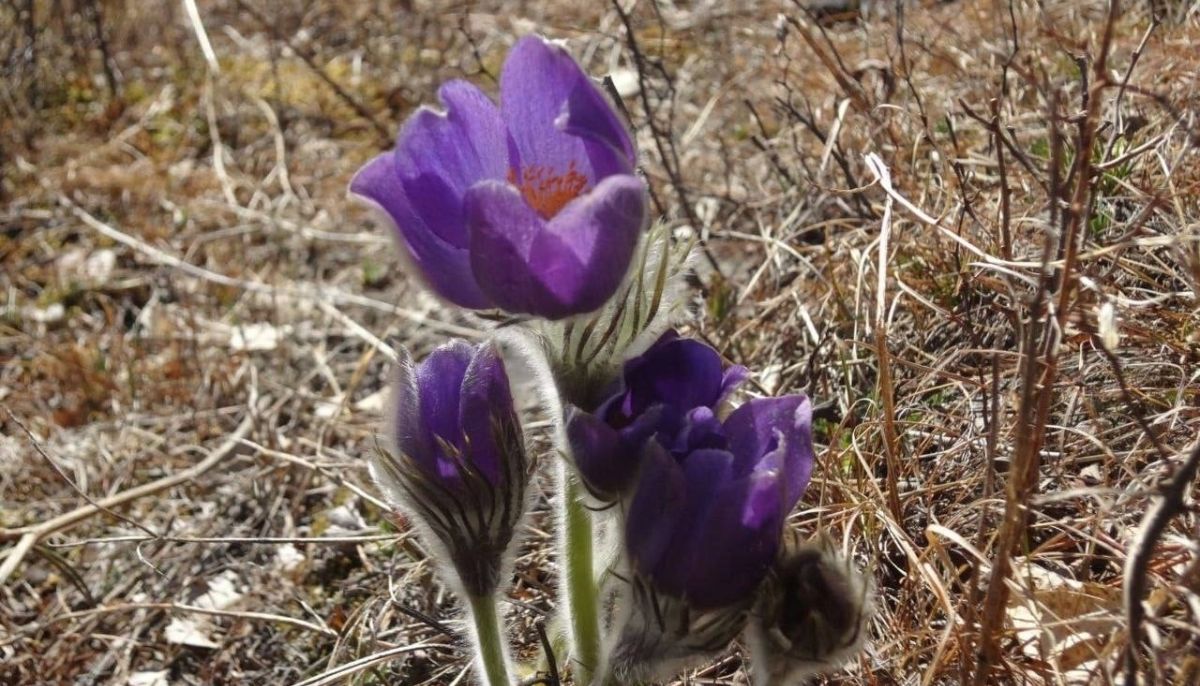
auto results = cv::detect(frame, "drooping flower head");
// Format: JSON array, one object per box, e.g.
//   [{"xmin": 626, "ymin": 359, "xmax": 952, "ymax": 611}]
[
  {"xmin": 351, "ymin": 35, "xmax": 646, "ymax": 320},
  {"xmin": 567, "ymin": 332, "xmax": 816, "ymax": 680},
  {"xmin": 369, "ymin": 340, "xmax": 530, "ymax": 597}
]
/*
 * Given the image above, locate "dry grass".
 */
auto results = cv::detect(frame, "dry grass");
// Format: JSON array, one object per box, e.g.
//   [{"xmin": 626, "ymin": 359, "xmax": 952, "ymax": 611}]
[{"xmin": 2, "ymin": 1, "xmax": 1199, "ymax": 684}]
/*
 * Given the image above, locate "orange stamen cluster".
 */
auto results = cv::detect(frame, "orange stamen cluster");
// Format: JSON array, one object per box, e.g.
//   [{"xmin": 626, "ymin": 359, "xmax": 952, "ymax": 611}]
[{"xmin": 508, "ymin": 162, "xmax": 588, "ymax": 219}]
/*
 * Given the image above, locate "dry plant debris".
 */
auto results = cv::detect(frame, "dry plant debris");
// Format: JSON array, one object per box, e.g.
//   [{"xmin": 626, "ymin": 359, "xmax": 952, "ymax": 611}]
[{"xmin": 2, "ymin": 0, "xmax": 1198, "ymax": 684}]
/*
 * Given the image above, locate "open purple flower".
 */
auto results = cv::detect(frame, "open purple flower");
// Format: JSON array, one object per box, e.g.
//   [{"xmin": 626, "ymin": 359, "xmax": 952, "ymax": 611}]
[
  {"xmin": 351, "ymin": 35, "xmax": 646, "ymax": 320},
  {"xmin": 369, "ymin": 340, "xmax": 529, "ymax": 597},
  {"xmin": 567, "ymin": 332, "xmax": 814, "ymax": 609}
]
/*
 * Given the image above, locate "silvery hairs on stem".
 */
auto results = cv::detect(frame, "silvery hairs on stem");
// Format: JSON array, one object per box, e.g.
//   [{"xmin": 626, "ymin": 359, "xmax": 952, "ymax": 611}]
[
  {"xmin": 747, "ymin": 536, "xmax": 874, "ymax": 685},
  {"xmin": 369, "ymin": 340, "xmax": 533, "ymax": 600},
  {"xmin": 602, "ymin": 570, "xmax": 752, "ymax": 684}
]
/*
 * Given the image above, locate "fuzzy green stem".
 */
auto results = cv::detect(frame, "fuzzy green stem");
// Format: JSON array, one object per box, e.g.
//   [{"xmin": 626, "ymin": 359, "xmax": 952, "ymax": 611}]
[
  {"xmin": 467, "ymin": 593, "xmax": 511, "ymax": 686},
  {"xmin": 561, "ymin": 466, "xmax": 602, "ymax": 685}
]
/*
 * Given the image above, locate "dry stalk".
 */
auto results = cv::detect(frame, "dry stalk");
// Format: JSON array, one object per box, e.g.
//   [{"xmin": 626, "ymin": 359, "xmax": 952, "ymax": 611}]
[
  {"xmin": 1124, "ymin": 439, "xmax": 1200, "ymax": 684},
  {"xmin": 18, "ymin": 599, "xmax": 339, "ymax": 639},
  {"xmin": 972, "ymin": 3, "xmax": 1120, "ymax": 682},
  {"xmin": 863, "ymin": 153, "xmax": 905, "ymax": 522}
]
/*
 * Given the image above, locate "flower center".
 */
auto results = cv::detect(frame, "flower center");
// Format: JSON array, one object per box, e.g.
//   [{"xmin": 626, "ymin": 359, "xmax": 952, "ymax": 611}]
[{"xmin": 507, "ymin": 163, "xmax": 588, "ymax": 219}]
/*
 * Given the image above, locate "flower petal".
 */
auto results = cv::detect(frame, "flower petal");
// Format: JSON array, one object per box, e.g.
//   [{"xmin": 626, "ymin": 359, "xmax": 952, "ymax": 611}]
[
  {"xmin": 414, "ymin": 340, "xmax": 475, "ymax": 480},
  {"xmin": 566, "ymin": 407, "xmax": 638, "ymax": 497},
  {"xmin": 534, "ymin": 174, "xmax": 645, "ymax": 311},
  {"xmin": 466, "ymin": 174, "xmax": 646, "ymax": 319},
  {"xmin": 618, "ymin": 335, "xmax": 725, "ymax": 422},
  {"xmin": 396, "ymin": 80, "xmax": 510, "ymax": 224},
  {"xmin": 615, "ymin": 404, "xmax": 668, "ymax": 452},
  {"xmin": 393, "ymin": 80, "xmax": 506, "ymax": 251},
  {"xmin": 557, "ymin": 66, "xmax": 637, "ymax": 167},
  {"xmin": 349, "ymin": 151, "xmax": 490, "ymax": 309},
  {"xmin": 458, "ymin": 342, "xmax": 517, "ymax": 487},
  {"xmin": 646, "ymin": 448, "xmax": 735, "ymax": 598},
  {"xmin": 463, "ymin": 180, "xmax": 554, "ymax": 313},
  {"xmin": 719, "ymin": 365, "xmax": 750, "ymax": 406},
  {"xmin": 672, "ymin": 406, "xmax": 727, "ymax": 455},
  {"xmin": 724, "ymin": 395, "xmax": 815, "ymax": 506},
  {"xmin": 387, "ymin": 346, "xmax": 430, "ymax": 469},
  {"xmin": 500, "ymin": 35, "xmax": 632, "ymax": 184},
  {"xmin": 680, "ymin": 469, "xmax": 787, "ymax": 608},
  {"xmin": 625, "ymin": 441, "xmax": 687, "ymax": 576}
]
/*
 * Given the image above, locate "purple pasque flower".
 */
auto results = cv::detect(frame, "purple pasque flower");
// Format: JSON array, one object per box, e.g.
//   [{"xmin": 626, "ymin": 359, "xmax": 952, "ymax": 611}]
[
  {"xmin": 567, "ymin": 332, "xmax": 814, "ymax": 609},
  {"xmin": 369, "ymin": 339, "xmax": 529, "ymax": 597},
  {"xmin": 565, "ymin": 330, "xmax": 749, "ymax": 498},
  {"xmin": 351, "ymin": 35, "xmax": 646, "ymax": 320}
]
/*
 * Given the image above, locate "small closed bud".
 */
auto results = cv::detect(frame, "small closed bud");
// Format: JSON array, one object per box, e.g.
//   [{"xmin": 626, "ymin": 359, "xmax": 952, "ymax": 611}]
[
  {"xmin": 369, "ymin": 340, "xmax": 531, "ymax": 598},
  {"xmin": 747, "ymin": 539, "xmax": 873, "ymax": 685}
]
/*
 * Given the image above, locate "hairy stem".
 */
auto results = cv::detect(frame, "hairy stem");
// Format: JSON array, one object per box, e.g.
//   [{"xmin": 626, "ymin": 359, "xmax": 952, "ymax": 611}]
[
  {"xmin": 560, "ymin": 463, "xmax": 602, "ymax": 684},
  {"xmin": 466, "ymin": 593, "xmax": 511, "ymax": 686}
]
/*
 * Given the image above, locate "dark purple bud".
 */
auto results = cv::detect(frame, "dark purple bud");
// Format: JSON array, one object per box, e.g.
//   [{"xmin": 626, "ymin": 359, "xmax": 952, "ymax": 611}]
[
  {"xmin": 351, "ymin": 35, "xmax": 646, "ymax": 320},
  {"xmin": 567, "ymin": 332, "xmax": 748, "ymax": 497},
  {"xmin": 601, "ymin": 331, "xmax": 728, "ymax": 425},
  {"xmin": 370, "ymin": 340, "xmax": 530, "ymax": 597},
  {"xmin": 565, "ymin": 407, "xmax": 638, "ymax": 498},
  {"xmin": 623, "ymin": 441, "xmax": 791, "ymax": 610},
  {"xmin": 568, "ymin": 332, "xmax": 820, "ymax": 680}
]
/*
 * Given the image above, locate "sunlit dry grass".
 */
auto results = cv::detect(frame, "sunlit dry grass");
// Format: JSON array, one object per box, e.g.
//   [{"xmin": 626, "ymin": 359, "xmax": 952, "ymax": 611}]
[{"xmin": 2, "ymin": 1, "xmax": 1198, "ymax": 684}]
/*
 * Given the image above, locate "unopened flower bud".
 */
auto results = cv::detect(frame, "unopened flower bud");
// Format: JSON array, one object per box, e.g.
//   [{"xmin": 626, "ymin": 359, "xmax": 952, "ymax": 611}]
[
  {"xmin": 369, "ymin": 340, "xmax": 531, "ymax": 597},
  {"xmin": 747, "ymin": 539, "xmax": 873, "ymax": 685}
]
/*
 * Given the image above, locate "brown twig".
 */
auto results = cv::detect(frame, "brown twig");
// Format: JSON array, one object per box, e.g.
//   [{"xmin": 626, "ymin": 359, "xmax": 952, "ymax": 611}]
[
  {"xmin": 972, "ymin": 4, "xmax": 1121, "ymax": 682},
  {"xmin": 611, "ymin": 0, "xmax": 725, "ymax": 280},
  {"xmin": 1123, "ymin": 439, "xmax": 1200, "ymax": 685},
  {"xmin": 989, "ymin": 98, "xmax": 1014, "ymax": 261}
]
